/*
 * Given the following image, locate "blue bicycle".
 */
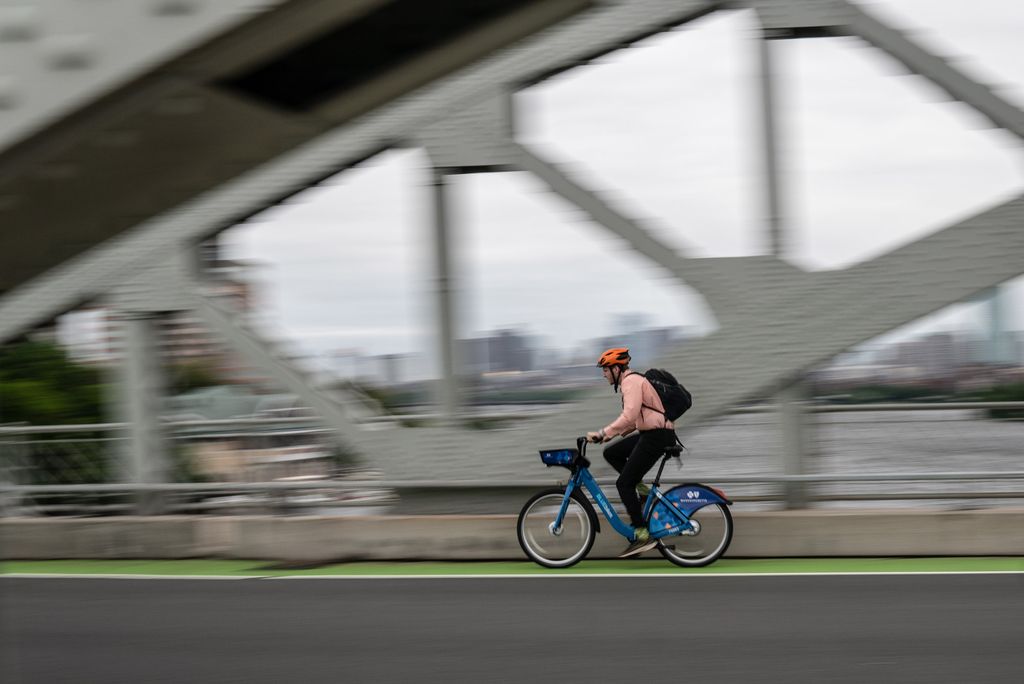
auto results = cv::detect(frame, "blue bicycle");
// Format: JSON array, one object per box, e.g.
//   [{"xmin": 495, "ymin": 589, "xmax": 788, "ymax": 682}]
[{"xmin": 517, "ymin": 436, "xmax": 733, "ymax": 568}]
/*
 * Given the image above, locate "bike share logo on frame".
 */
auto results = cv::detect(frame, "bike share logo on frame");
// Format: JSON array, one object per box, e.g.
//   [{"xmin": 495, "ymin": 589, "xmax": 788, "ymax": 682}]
[{"xmin": 686, "ymin": 490, "xmax": 708, "ymax": 502}]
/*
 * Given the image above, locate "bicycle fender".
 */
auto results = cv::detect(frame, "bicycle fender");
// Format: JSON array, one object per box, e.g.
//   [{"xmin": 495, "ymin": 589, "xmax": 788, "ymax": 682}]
[
  {"xmin": 669, "ymin": 483, "xmax": 732, "ymax": 513},
  {"xmin": 649, "ymin": 484, "xmax": 731, "ymax": 537}
]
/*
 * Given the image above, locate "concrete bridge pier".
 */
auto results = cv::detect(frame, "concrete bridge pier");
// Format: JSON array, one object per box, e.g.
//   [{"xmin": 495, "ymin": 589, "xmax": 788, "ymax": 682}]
[
  {"xmin": 777, "ymin": 381, "xmax": 815, "ymax": 509},
  {"xmin": 112, "ymin": 312, "xmax": 171, "ymax": 515}
]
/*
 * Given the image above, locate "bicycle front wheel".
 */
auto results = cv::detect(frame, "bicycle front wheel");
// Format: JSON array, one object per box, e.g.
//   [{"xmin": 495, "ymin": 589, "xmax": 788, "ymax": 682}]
[
  {"xmin": 517, "ymin": 488, "xmax": 596, "ymax": 568},
  {"xmin": 657, "ymin": 501, "xmax": 733, "ymax": 568}
]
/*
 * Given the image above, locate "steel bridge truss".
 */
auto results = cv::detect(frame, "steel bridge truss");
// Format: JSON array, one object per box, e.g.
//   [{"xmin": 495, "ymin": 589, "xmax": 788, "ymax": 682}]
[{"xmin": 1, "ymin": 0, "xmax": 1022, "ymax": 505}]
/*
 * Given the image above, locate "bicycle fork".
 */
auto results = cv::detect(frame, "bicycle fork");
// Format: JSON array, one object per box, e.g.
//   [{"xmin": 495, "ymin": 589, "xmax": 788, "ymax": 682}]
[{"xmin": 551, "ymin": 475, "xmax": 582, "ymax": 535}]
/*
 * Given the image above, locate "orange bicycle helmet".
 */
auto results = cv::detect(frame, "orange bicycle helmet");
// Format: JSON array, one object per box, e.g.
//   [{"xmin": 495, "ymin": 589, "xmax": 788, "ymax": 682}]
[{"xmin": 596, "ymin": 347, "xmax": 630, "ymax": 367}]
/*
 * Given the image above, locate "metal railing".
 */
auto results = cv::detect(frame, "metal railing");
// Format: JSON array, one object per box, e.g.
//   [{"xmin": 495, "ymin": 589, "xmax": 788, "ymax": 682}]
[
  {"xmin": 4, "ymin": 471, "xmax": 1024, "ymax": 516},
  {"xmin": 738, "ymin": 401, "xmax": 1024, "ymax": 413},
  {"xmin": 366, "ymin": 401, "xmax": 1024, "ymax": 422},
  {"xmin": 2, "ymin": 403, "xmax": 1022, "ymax": 514}
]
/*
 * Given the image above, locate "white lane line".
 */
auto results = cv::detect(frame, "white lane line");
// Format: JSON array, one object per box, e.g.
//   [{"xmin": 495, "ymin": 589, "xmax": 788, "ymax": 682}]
[
  {"xmin": 2, "ymin": 570, "xmax": 1022, "ymax": 580},
  {"xmin": 280, "ymin": 570, "xmax": 1024, "ymax": 579},
  {"xmin": 1, "ymin": 574, "xmax": 264, "ymax": 580}
]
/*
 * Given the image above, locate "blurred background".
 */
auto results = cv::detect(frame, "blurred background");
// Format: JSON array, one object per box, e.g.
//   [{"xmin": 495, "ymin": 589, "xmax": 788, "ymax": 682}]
[{"xmin": 1, "ymin": 0, "xmax": 1022, "ymax": 522}]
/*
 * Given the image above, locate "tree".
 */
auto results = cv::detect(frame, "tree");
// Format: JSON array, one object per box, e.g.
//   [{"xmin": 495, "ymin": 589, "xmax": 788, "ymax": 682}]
[
  {"xmin": 982, "ymin": 383, "xmax": 1024, "ymax": 420},
  {"xmin": 0, "ymin": 340, "xmax": 111, "ymax": 496},
  {"xmin": 0, "ymin": 340, "xmax": 105, "ymax": 425}
]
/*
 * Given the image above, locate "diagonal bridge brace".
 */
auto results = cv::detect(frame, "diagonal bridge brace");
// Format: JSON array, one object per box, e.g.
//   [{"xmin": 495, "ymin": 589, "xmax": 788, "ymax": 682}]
[
  {"xmin": 512, "ymin": 141, "xmax": 807, "ymax": 327},
  {"xmin": 660, "ymin": 193, "xmax": 1024, "ymax": 430},
  {"xmin": 509, "ymin": 136, "xmax": 1024, "ymax": 433}
]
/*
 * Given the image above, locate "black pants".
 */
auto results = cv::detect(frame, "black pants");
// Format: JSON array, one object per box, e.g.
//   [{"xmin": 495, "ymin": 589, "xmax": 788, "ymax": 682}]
[{"xmin": 603, "ymin": 429, "xmax": 677, "ymax": 528}]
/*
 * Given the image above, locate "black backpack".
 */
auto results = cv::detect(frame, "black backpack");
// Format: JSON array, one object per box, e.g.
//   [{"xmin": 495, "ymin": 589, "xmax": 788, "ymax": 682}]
[{"xmin": 642, "ymin": 368, "xmax": 692, "ymax": 422}]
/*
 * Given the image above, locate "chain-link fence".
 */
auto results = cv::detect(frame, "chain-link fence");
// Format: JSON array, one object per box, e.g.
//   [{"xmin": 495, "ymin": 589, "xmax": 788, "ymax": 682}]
[
  {"xmin": 0, "ymin": 419, "xmax": 391, "ymax": 516},
  {"xmin": 2, "ymin": 404, "xmax": 1023, "ymax": 516},
  {"xmin": 1, "ymin": 424, "xmax": 120, "ymax": 514}
]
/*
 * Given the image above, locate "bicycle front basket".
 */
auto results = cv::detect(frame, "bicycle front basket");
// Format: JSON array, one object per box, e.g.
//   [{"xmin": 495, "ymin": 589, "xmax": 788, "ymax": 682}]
[{"xmin": 538, "ymin": 447, "xmax": 579, "ymax": 467}]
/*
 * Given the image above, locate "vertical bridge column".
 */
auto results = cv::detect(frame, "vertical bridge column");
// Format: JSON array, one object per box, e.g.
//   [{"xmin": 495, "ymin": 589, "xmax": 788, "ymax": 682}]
[
  {"xmin": 757, "ymin": 16, "xmax": 817, "ymax": 508},
  {"xmin": 981, "ymin": 285, "xmax": 1015, "ymax": 364},
  {"xmin": 115, "ymin": 312, "xmax": 171, "ymax": 514},
  {"xmin": 777, "ymin": 381, "xmax": 814, "ymax": 509},
  {"xmin": 431, "ymin": 168, "xmax": 461, "ymax": 420},
  {"xmin": 757, "ymin": 29, "xmax": 786, "ymax": 257},
  {"xmin": 0, "ymin": 431, "xmax": 24, "ymax": 516}
]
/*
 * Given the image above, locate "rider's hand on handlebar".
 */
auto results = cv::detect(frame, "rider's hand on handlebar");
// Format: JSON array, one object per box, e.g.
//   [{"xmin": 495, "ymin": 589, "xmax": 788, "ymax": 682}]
[{"xmin": 586, "ymin": 430, "xmax": 607, "ymax": 444}]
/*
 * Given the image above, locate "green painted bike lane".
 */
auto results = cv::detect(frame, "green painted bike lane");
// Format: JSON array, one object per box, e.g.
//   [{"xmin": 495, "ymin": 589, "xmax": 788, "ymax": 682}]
[{"xmin": 3, "ymin": 557, "xmax": 1023, "ymax": 577}]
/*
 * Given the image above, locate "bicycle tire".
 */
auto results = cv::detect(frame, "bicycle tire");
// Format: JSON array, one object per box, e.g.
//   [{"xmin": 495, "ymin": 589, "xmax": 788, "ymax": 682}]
[{"xmin": 517, "ymin": 487, "xmax": 597, "ymax": 568}]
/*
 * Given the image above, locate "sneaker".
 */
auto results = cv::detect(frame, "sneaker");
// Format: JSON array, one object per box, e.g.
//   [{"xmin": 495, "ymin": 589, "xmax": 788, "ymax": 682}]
[
  {"xmin": 635, "ymin": 482, "xmax": 651, "ymax": 498},
  {"xmin": 618, "ymin": 528, "xmax": 657, "ymax": 558}
]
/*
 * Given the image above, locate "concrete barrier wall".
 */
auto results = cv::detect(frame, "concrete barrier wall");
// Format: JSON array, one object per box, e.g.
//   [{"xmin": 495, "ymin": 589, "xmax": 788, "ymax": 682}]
[{"xmin": 3, "ymin": 509, "xmax": 1024, "ymax": 561}]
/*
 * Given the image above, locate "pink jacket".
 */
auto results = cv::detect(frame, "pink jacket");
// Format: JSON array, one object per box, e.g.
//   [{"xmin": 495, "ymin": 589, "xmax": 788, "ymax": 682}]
[{"xmin": 602, "ymin": 371, "xmax": 673, "ymax": 437}]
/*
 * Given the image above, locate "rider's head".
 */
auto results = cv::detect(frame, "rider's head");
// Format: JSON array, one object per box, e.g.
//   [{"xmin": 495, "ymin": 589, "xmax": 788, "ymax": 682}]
[{"xmin": 596, "ymin": 347, "xmax": 630, "ymax": 392}]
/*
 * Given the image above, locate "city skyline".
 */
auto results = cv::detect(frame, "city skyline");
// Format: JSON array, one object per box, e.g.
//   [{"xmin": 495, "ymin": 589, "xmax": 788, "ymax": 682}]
[{"xmin": 314, "ymin": 318, "xmax": 1022, "ymax": 387}]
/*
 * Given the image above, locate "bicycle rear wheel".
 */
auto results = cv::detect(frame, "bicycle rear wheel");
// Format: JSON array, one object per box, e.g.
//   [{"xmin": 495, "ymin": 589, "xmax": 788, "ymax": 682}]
[
  {"xmin": 656, "ymin": 500, "xmax": 733, "ymax": 568},
  {"xmin": 517, "ymin": 488, "xmax": 596, "ymax": 568}
]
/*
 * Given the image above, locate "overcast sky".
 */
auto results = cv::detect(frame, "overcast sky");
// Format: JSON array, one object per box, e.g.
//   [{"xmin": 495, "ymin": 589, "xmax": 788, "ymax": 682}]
[{"xmin": 225, "ymin": 0, "xmax": 1024, "ymax": 362}]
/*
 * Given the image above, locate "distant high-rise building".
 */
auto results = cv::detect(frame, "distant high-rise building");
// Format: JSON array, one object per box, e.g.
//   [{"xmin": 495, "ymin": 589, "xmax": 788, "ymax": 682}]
[
  {"xmin": 55, "ymin": 258, "xmax": 266, "ymax": 386},
  {"xmin": 979, "ymin": 286, "xmax": 1016, "ymax": 365},
  {"xmin": 919, "ymin": 333, "xmax": 956, "ymax": 378},
  {"xmin": 378, "ymin": 354, "xmax": 402, "ymax": 386},
  {"xmin": 457, "ymin": 329, "xmax": 534, "ymax": 374},
  {"xmin": 959, "ymin": 333, "xmax": 989, "ymax": 366},
  {"xmin": 598, "ymin": 326, "xmax": 683, "ymax": 368},
  {"xmin": 1011, "ymin": 331, "xmax": 1024, "ymax": 366},
  {"xmin": 459, "ymin": 338, "xmax": 490, "ymax": 375},
  {"xmin": 488, "ymin": 329, "xmax": 532, "ymax": 372}
]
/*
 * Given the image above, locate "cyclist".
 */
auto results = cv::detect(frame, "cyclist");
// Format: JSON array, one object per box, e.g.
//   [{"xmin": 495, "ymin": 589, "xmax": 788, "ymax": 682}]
[{"xmin": 587, "ymin": 347, "xmax": 677, "ymax": 557}]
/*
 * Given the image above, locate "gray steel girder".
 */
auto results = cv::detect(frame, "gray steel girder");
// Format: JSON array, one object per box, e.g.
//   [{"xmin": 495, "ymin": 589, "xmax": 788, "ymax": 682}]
[{"xmin": 0, "ymin": 0, "xmax": 1022, "ymax": 482}]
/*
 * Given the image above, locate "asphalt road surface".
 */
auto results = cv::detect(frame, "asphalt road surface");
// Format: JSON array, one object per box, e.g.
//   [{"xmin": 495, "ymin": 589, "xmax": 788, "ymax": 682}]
[{"xmin": 3, "ymin": 574, "xmax": 1022, "ymax": 683}]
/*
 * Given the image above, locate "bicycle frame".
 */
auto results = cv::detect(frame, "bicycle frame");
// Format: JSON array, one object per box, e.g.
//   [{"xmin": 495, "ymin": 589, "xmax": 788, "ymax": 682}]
[{"xmin": 555, "ymin": 465, "xmax": 695, "ymax": 540}]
